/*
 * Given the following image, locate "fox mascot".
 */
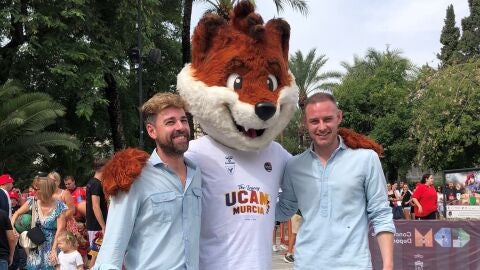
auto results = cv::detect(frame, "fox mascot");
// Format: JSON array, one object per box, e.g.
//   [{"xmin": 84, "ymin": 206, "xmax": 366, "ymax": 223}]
[{"xmin": 101, "ymin": 1, "xmax": 383, "ymax": 269}]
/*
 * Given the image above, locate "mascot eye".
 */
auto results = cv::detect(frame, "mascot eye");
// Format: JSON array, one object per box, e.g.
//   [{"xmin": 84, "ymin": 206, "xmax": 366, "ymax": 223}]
[
  {"xmin": 267, "ymin": 75, "xmax": 278, "ymax": 91},
  {"xmin": 227, "ymin": 73, "xmax": 243, "ymax": 90}
]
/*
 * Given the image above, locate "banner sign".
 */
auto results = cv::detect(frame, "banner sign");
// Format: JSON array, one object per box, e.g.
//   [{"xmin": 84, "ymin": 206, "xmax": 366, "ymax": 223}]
[
  {"xmin": 443, "ymin": 168, "xmax": 480, "ymax": 219},
  {"xmin": 369, "ymin": 220, "xmax": 480, "ymax": 269}
]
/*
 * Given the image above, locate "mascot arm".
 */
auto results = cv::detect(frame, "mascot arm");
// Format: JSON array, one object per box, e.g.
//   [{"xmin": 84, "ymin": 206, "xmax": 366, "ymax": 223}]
[
  {"xmin": 102, "ymin": 148, "xmax": 150, "ymax": 197},
  {"xmin": 338, "ymin": 128, "xmax": 384, "ymax": 157}
]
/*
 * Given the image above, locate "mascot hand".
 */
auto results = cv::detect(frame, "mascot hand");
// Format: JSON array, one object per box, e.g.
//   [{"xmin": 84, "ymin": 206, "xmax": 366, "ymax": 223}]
[
  {"xmin": 339, "ymin": 128, "xmax": 384, "ymax": 157},
  {"xmin": 102, "ymin": 148, "xmax": 150, "ymax": 197}
]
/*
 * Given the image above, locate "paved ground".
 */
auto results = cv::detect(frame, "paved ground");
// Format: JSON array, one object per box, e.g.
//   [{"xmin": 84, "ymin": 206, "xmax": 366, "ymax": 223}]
[
  {"xmin": 272, "ymin": 247, "xmax": 293, "ymax": 270},
  {"xmin": 272, "ymin": 232, "xmax": 293, "ymax": 270}
]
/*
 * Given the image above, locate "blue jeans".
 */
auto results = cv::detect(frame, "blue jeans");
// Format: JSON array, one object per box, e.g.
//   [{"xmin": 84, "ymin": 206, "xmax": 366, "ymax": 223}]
[{"xmin": 0, "ymin": 259, "xmax": 8, "ymax": 270}]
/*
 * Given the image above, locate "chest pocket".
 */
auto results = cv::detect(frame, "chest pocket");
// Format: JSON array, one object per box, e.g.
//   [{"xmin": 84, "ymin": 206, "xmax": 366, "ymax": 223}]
[{"xmin": 151, "ymin": 191, "xmax": 176, "ymax": 223}]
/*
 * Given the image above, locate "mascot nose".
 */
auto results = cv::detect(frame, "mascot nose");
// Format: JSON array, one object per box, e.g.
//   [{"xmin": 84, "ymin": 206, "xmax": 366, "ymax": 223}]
[{"xmin": 255, "ymin": 102, "xmax": 276, "ymax": 121}]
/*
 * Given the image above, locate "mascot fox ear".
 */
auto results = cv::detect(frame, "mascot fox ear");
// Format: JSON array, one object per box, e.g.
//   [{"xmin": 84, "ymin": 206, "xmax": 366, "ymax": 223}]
[
  {"xmin": 191, "ymin": 14, "xmax": 227, "ymax": 67},
  {"xmin": 265, "ymin": 19, "xmax": 290, "ymax": 62}
]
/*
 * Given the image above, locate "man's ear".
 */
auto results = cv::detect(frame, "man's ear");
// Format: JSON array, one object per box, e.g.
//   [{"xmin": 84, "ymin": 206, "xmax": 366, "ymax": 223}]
[
  {"xmin": 337, "ymin": 109, "xmax": 343, "ymax": 124},
  {"xmin": 145, "ymin": 123, "xmax": 157, "ymax": 140}
]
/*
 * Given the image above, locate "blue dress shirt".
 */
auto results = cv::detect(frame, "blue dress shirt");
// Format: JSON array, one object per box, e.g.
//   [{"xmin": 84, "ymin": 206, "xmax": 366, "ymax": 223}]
[
  {"xmin": 276, "ymin": 136, "xmax": 395, "ymax": 269},
  {"xmin": 93, "ymin": 149, "xmax": 202, "ymax": 270}
]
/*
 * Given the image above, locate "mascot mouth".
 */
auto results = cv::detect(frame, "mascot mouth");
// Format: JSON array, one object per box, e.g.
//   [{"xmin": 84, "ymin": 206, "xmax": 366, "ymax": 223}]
[
  {"xmin": 235, "ymin": 124, "xmax": 265, "ymax": 139},
  {"xmin": 225, "ymin": 105, "xmax": 266, "ymax": 139}
]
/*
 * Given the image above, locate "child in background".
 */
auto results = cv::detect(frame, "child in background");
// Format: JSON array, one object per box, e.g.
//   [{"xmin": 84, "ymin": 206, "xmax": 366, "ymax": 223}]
[{"xmin": 56, "ymin": 232, "xmax": 84, "ymax": 270}]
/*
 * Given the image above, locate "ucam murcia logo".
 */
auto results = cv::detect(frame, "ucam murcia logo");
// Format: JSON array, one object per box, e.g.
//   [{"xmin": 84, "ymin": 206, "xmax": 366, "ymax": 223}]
[
  {"xmin": 225, "ymin": 184, "xmax": 271, "ymax": 215},
  {"xmin": 225, "ymin": 155, "xmax": 235, "ymax": 175}
]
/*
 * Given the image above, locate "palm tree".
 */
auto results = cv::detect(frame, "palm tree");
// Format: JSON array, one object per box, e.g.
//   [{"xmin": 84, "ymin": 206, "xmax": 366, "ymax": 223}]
[
  {"xmin": 0, "ymin": 80, "xmax": 79, "ymax": 174},
  {"xmin": 289, "ymin": 48, "xmax": 342, "ymax": 109}
]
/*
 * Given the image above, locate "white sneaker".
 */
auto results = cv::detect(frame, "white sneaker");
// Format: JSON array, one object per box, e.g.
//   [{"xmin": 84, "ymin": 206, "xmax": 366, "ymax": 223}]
[
  {"xmin": 279, "ymin": 244, "xmax": 288, "ymax": 250},
  {"xmin": 272, "ymin": 245, "xmax": 279, "ymax": 252}
]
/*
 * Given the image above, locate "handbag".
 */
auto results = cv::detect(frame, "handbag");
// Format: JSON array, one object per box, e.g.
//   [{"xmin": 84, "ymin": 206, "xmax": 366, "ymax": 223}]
[
  {"xmin": 19, "ymin": 199, "xmax": 46, "ymax": 248},
  {"xmin": 27, "ymin": 225, "xmax": 46, "ymax": 245}
]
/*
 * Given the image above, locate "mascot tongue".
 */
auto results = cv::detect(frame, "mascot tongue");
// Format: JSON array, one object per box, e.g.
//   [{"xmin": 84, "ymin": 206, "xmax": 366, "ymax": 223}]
[{"xmin": 246, "ymin": 128, "xmax": 257, "ymax": 138}]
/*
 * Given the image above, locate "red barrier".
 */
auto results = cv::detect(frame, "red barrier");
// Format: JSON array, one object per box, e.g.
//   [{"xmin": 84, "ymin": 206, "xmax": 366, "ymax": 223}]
[{"xmin": 369, "ymin": 220, "xmax": 480, "ymax": 269}]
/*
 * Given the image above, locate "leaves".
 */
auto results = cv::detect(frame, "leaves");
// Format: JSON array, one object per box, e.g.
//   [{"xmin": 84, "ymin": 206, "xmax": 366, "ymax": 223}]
[
  {"xmin": 0, "ymin": 80, "xmax": 79, "ymax": 175},
  {"xmin": 411, "ymin": 60, "xmax": 480, "ymax": 170}
]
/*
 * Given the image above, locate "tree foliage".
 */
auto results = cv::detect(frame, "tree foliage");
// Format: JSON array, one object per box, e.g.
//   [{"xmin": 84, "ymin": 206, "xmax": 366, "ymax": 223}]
[
  {"xmin": 0, "ymin": 0, "xmax": 182, "ymax": 181},
  {"xmin": 438, "ymin": 4, "xmax": 461, "ymax": 66},
  {"xmin": 289, "ymin": 49, "xmax": 341, "ymax": 108},
  {"xmin": 411, "ymin": 60, "xmax": 480, "ymax": 171},
  {"xmin": 0, "ymin": 80, "xmax": 79, "ymax": 185},
  {"xmin": 457, "ymin": 0, "xmax": 480, "ymax": 60},
  {"xmin": 335, "ymin": 48, "xmax": 418, "ymax": 180}
]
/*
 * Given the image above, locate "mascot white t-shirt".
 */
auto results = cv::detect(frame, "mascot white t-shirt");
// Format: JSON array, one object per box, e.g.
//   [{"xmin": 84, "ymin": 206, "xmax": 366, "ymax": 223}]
[{"xmin": 186, "ymin": 135, "xmax": 291, "ymax": 270}]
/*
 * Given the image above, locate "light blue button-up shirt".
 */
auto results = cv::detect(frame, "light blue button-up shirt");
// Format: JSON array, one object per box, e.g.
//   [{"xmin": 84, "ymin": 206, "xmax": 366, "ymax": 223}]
[
  {"xmin": 93, "ymin": 149, "xmax": 202, "ymax": 270},
  {"xmin": 276, "ymin": 136, "xmax": 395, "ymax": 270}
]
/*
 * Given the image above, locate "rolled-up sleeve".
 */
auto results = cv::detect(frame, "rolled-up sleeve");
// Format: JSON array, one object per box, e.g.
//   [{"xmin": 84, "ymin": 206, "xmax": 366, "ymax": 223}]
[
  {"xmin": 364, "ymin": 152, "xmax": 395, "ymax": 235},
  {"xmin": 276, "ymin": 163, "xmax": 298, "ymax": 222}
]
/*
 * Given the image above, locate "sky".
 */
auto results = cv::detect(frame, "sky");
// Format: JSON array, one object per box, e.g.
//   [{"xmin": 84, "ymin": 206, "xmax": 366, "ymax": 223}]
[{"xmin": 190, "ymin": 0, "xmax": 470, "ymax": 73}]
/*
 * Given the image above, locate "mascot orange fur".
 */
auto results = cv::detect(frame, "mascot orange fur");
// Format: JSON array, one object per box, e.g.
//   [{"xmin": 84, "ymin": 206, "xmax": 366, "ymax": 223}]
[{"xmin": 102, "ymin": 1, "xmax": 383, "ymax": 269}]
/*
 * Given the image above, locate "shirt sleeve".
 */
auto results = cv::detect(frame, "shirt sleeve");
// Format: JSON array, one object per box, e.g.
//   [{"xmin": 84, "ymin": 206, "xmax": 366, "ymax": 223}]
[
  {"xmin": 92, "ymin": 186, "xmax": 141, "ymax": 270},
  {"xmin": 275, "ymin": 161, "xmax": 298, "ymax": 222},
  {"xmin": 0, "ymin": 210, "xmax": 12, "ymax": 230},
  {"xmin": 412, "ymin": 186, "xmax": 423, "ymax": 199},
  {"xmin": 75, "ymin": 251, "xmax": 84, "ymax": 266},
  {"xmin": 91, "ymin": 180, "xmax": 103, "ymax": 196},
  {"xmin": 364, "ymin": 151, "xmax": 395, "ymax": 235}
]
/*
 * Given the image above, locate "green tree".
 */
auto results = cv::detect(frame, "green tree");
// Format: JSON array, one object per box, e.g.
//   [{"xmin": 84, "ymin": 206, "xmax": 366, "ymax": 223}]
[
  {"xmin": 289, "ymin": 49, "xmax": 341, "ymax": 108},
  {"xmin": 335, "ymin": 48, "xmax": 418, "ymax": 180},
  {"xmin": 0, "ymin": 80, "xmax": 79, "ymax": 184},
  {"xmin": 437, "ymin": 4, "xmax": 461, "ymax": 66},
  {"xmin": 1, "ymin": 0, "xmax": 183, "ymax": 179},
  {"xmin": 411, "ymin": 60, "xmax": 480, "ymax": 171},
  {"xmin": 457, "ymin": 0, "xmax": 480, "ymax": 60}
]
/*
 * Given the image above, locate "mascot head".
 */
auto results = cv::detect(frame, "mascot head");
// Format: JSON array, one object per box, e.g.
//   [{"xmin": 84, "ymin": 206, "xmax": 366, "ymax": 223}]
[{"xmin": 177, "ymin": 1, "xmax": 298, "ymax": 151}]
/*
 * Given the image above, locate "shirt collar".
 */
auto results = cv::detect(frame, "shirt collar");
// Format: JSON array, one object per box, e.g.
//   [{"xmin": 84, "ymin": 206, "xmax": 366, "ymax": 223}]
[
  {"xmin": 308, "ymin": 135, "xmax": 347, "ymax": 158},
  {"xmin": 148, "ymin": 149, "xmax": 197, "ymax": 170}
]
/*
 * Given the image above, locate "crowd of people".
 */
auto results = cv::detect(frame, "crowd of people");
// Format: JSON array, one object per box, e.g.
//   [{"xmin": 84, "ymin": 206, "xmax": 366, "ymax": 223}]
[
  {"xmin": 386, "ymin": 172, "xmax": 480, "ymax": 222},
  {"xmin": 0, "ymin": 161, "xmax": 109, "ymax": 270},
  {"xmin": 1, "ymin": 91, "xmax": 475, "ymax": 270}
]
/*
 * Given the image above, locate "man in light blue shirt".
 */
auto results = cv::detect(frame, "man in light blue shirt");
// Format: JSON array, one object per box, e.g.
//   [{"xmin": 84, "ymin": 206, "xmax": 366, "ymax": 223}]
[
  {"xmin": 276, "ymin": 92, "xmax": 395, "ymax": 270},
  {"xmin": 93, "ymin": 93, "xmax": 202, "ymax": 270}
]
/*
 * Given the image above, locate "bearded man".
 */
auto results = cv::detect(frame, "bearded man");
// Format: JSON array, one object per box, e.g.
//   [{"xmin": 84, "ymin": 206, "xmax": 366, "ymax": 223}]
[{"xmin": 93, "ymin": 93, "xmax": 202, "ymax": 270}]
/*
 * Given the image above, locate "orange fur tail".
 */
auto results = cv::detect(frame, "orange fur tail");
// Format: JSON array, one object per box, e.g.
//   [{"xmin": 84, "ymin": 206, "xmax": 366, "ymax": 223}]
[
  {"xmin": 102, "ymin": 148, "xmax": 150, "ymax": 197},
  {"xmin": 338, "ymin": 128, "xmax": 384, "ymax": 157}
]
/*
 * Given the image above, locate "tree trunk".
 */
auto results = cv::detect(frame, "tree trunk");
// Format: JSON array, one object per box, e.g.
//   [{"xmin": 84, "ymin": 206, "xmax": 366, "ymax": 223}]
[
  {"xmin": 182, "ymin": 0, "xmax": 195, "ymax": 139},
  {"xmin": 182, "ymin": 0, "xmax": 193, "ymax": 65},
  {"xmin": 104, "ymin": 73, "xmax": 127, "ymax": 151}
]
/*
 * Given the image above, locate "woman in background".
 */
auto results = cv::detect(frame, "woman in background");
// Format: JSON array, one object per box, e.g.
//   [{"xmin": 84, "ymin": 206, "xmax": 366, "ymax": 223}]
[
  {"xmin": 12, "ymin": 177, "xmax": 67, "ymax": 269},
  {"xmin": 412, "ymin": 174, "xmax": 438, "ymax": 220}
]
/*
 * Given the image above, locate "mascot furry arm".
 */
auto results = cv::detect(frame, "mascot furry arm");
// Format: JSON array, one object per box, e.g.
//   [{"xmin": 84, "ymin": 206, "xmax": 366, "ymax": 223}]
[{"xmin": 101, "ymin": 1, "xmax": 383, "ymax": 197}]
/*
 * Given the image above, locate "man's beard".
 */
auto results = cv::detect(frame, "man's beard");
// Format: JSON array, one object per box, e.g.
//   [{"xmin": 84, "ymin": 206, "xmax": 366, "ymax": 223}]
[{"xmin": 157, "ymin": 130, "xmax": 190, "ymax": 156}]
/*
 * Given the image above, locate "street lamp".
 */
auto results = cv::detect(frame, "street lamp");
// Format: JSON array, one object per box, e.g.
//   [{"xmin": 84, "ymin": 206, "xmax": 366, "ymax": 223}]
[{"xmin": 129, "ymin": 0, "xmax": 161, "ymax": 149}]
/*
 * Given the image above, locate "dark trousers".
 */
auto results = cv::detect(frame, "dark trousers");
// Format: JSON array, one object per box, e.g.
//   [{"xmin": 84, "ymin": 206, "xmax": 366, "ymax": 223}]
[{"xmin": 416, "ymin": 211, "xmax": 437, "ymax": 220}]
